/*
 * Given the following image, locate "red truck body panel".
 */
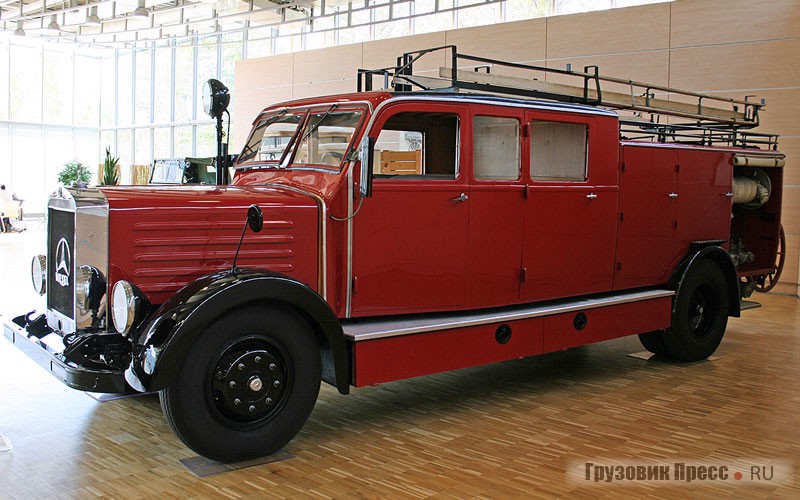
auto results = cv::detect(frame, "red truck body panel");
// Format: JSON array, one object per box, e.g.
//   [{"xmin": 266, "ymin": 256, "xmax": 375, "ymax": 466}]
[{"xmin": 103, "ymin": 185, "xmax": 320, "ymax": 305}]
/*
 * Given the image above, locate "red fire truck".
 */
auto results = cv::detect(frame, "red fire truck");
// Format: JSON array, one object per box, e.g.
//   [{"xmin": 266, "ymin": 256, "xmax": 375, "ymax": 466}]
[{"xmin": 3, "ymin": 46, "xmax": 786, "ymax": 463}]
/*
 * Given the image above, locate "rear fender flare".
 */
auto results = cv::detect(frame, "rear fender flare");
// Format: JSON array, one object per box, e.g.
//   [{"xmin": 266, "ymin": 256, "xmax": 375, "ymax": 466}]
[
  {"xmin": 670, "ymin": 245, "xmax": 741, "ymax": 318},
  {"xmin": 125, "ymin": 270, "xmax": 350, "ymax": 394}
]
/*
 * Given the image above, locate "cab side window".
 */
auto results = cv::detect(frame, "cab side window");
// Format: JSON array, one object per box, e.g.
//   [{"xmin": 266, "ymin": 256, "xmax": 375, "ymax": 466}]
[
  {"xmin": 374, "ymin": 112, "xmax": 459, "ymax": 178},
  {"xmin": 473, "ymin": 116, "xmax": 520, "ymax": 180},
  {"xmin": 530, "ymin": 121, "xmax": 588, "ymax": 181}
]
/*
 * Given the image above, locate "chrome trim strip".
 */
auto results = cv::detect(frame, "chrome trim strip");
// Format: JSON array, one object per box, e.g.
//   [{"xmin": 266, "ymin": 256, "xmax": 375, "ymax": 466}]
[
  {"xmin": 381, "ymin": 94, "xmax": 618, "ymax": 118},
  {"xmin": 345, "ymin": 165, "xmax": 354, "ymax": 318},
  {"xmin": 260, "ymin": 183, "xmax": 328, "ymax": 301},
  {"xmin": 342, "ymin": 289, "xmax": 674, "ymax": 342}
]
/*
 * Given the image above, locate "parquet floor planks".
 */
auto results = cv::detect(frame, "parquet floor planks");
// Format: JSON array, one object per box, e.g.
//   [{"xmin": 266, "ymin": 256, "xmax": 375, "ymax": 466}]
[{"xmin": 1, "ymin": 227, "xmax": 798, "ymax": 499}]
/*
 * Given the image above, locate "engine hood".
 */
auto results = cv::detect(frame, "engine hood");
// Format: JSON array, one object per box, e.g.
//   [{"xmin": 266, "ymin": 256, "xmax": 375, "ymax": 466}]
[{"xmin": 101, "ymin": 185, "xmax": 321, "ymax": 306}]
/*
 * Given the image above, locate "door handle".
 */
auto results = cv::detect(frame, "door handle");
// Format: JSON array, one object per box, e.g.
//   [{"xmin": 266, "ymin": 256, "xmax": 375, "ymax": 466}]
[
  {"xmin": 668, "ymin": 193, "xmax": 679, "ymax": 198},
  {"xmin": 450, "ymin": 193, "xmax": 469, "ymax": 203},
  {"xmin": 586, "ymin": 193, "xmax": 598, "ymax": 200}
]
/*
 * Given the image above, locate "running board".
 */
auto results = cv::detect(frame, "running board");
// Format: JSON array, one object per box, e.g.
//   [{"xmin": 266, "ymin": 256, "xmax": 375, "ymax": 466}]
[{"xmin": 343, "ymin": 289, "xmax": 674, "ymax": 342}]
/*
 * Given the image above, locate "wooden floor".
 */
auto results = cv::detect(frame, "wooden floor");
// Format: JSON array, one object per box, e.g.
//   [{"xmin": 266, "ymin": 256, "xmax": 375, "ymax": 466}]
[{"xmin": 1, "ymin": 227, "xmax": 799, "ymax": 499}]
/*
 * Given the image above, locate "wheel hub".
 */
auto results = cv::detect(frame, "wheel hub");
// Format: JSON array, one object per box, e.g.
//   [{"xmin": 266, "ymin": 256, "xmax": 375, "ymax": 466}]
[{"xmin": 211, "ymin": 348, "xmax": 287, "ymax": 422}]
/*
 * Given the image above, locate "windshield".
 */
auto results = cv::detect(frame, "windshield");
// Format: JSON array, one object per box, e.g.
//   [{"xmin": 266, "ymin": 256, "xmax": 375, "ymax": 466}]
[
  {"xmin": 238, "ymin": 106, "xmax": 366, "ymax": 170},
  {"xmin": 238, "ymin": 111, "xmax": 305, "ymax": 164}
]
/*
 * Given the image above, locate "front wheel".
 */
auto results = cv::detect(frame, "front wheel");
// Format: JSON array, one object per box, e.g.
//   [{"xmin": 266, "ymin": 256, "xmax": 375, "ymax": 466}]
[
  {"xmin": 663, "ymin": 259, "xmax": 730, "ymax": 361},
  {"xmin": 160, "ymin": 304, "xmax": 321, "ymax": 463}
]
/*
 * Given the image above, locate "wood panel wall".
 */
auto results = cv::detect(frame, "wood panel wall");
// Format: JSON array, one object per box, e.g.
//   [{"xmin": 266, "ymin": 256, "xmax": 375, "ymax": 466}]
[{"xmin": 234, "ymin": 0, "xmax": 800, "ymax": 296}]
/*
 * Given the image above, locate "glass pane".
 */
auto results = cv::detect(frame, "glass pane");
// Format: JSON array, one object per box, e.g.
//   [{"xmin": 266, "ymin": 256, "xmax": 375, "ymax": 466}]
[
  {"xmin": 220, "ymin": 32, "xmax": 242, "ymax": 90},
  {"xmin": 154, "ymin": 46, "xmax": 172, "ymax": 124},
  {"xmin": 473, "ymin": 116, "xmax": 520, "ymax": 180},
  {"xmin": 135, "ymin": 128, "xmax": 151, "ymax": 165},
  {"xmin": 174, "ymin": 126, "xmax": 192, "ymax": 157},
  {"xmin": 100, "ymin": 130, "xmax": 115, "ymax": 163},
  {"xmin": 100, "ymin": 53, "xmax": 115, "ymax": 127},
  {"xmin": 293, "ymin": 110, "xmax": 364, "ymax": 168},
  {"xmin": 117, "ymin": 52, "xmax": 133, "ymax": 126},
  {"xmin": 153, "ymin": 127, "xmax": 171, "ymax": 159},
  {"xmin": 74, "ymin": 55, "xmax": 101, "ymax": 126},
  {"xmin": 0, "ymin": 44, "xmax": 8, "ymax": 120},
  {"xmin": 135, "ymin": 49, "xmax": 152, "ymax": 125},
  {"xmin": 117, "ymin": 129, "xmax": 133, "ymax": 170},
  {"xmin": 375, "ymin": 112, "xmax": 459, "ymax": 178},
  {"xmin": 43, "ymin": 50, "xmax": 74, "ymax": 125},
  {"xmin": 10, "ymin": 45, "xmax": 42, "ymax": 122},
  {"xmin": 238, "ymin": 112, "xmax": 305, "ymax": 164},
  {"xmin": 197, "ymin": 37, "xmax": 218, "ymax": 119},
  {"xmin": 530, "ymin": 121, "xmax": 587, "ymax": 181},
  {"xmin": 45, "ymin": 127, "xmax": 78, "ymax": 188},
  {"xmin": 197, "ymin": 124, "xmax": 216, "ymax": 158},
  {"xmin": 11, "ymin": 125, "xmax": 45, "ymax": 214},
  {"xmin": 174, "ymin": 43, "xmax": 194, "ymax": 122}
]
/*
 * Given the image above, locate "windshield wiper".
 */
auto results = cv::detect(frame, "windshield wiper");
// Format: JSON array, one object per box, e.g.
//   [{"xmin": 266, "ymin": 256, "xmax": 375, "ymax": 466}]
[{"xmin": 299, "ymin": 104, "xmax": 339, "ymax": 143}]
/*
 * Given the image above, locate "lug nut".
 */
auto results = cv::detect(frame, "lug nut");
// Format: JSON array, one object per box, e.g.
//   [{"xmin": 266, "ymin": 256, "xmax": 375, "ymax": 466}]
[
  {"xmin": 269, "ymin": 363, "xmax": 277, "ymax": 371},
  {"xmin": 249, "ymin": 405, "xmax": 256, "ymax": 413},
  {"xmin": 273, "ymin": 380, "xmax": 281, "ymax": 388},
  {"xmin": 255, "ymin": 356, "xmax": 262, "ymax": 363},
  {"xmin": 234, "ymin": 398, "xmax": 241, "ymax": 406},
  {"xmin": 266, "ymin": 397, "xmax": 273, "ymax": 405},
  {"xmin": 238, "ymin": 363, "xmax": 245, "ymax": 371},
  {"xmin": 229, "ymin": 381, "xmax": 236, "ymax": 388}
]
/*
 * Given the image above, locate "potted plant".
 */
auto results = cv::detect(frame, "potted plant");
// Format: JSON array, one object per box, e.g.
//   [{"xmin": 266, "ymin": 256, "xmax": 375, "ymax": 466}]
[
  {"xmin": 57, "ymin": 159, "xmax": 93, "ymax": 187},
  {"xmin": 99, "ymin": 147, "xmax": 120, "ymax": 186}
]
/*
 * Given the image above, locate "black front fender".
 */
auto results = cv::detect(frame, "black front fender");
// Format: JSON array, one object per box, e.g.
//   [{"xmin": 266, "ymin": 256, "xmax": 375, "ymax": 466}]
[{"xmin": 124, "ymin": 269, "xmax": 350, "ymax": 394}]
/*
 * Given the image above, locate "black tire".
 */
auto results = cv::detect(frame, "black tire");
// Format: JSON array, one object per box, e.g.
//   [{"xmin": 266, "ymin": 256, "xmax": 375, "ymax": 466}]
[
  {"xmin": 160, "ymin": 303, "xmax": 321, "ymax": 463},
  {"xmin": 638, "ymin": 329, "xmax": 670, "ymax": 356},
  {"xmin": 663, "ymin": 259, "xmax": 729, "ymax": 361}
]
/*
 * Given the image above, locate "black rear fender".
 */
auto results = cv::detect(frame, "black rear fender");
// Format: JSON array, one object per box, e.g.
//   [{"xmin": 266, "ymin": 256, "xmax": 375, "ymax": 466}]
[{"xmin": 671, "ymin": 245, "xmax": 741, "ymax": 318}]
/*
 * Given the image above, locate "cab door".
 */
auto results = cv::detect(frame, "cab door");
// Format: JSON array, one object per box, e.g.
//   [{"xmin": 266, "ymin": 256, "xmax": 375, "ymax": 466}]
[
  {"xmin": 520, "ymin": 111, "xmax": 619, "ymax": 302},
  {"xmin": 465, "ymin": 108, "xmax": 526, "ymax": 309},
  {"xmin": 351, "ymin": 103, "xmax": 469, "ymax": 316}
]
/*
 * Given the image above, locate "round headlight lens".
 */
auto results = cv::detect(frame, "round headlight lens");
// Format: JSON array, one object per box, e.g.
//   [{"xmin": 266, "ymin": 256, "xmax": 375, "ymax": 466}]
[
  {"xmin": 112, "ymin": 280, "xmax": 136, "ymax": 335},
  {"xmin": 31, "ymin": 255, "xmax": 47, "ymax": 296}
]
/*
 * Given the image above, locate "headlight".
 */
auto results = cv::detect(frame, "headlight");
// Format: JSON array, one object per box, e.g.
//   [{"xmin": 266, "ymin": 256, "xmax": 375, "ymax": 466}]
[
  {"xmin": 31, "ymin": 255, "xmax": 47, "ymax": 296},
  {"xmin": 112, "ymin": 280, "xmax": 148, "ymax": 336},
  {"xmin": 75, "ymin": 265, "xmax": 106, "ymax": 311}
]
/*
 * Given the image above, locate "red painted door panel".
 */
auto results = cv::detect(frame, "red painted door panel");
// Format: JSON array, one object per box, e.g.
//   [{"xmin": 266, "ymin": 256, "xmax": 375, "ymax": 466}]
[
  {"xmin": 466, "ymin": 186, "xmax": 525, "ymax": 308},
  {"xmin": 521, "ymin": 187, "xmax": 618, "ymax": 301},
  {"xmin": 674, "ymin": 149, "xmax": 732, "ymax": 244},
  {"xmin": 351, "ymin": 102, "xmax": 469, "ymax": 316},
  {"xmin": 614, "ymin": 145, "xmax": 680, "ymax": 289},
  {"xmin": 520, "ymin": 111, "xmax": 618, "ymax": 302},
  {"xmin": 352, "ymin": 184, "xmax": 469, "ymax": 315}
]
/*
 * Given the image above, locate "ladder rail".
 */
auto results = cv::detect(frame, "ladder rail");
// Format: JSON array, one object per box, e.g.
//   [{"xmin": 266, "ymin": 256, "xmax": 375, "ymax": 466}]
[{"xmin": 360, "ymin": 45, "xmax": 764, "ymax": 128}]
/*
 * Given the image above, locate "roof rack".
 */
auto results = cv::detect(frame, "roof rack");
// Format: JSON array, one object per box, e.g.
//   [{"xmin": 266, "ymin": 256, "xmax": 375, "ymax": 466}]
[{"xmin": 357, "ymin": 45, "xmax": 765, "ymax": 129}]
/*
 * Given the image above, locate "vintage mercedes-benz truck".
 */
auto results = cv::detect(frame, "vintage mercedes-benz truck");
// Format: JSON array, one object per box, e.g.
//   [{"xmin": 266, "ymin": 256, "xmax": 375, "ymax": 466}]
[{"xmin": 3, "ymin": 47, "xmax": 786, "ymax": 463}]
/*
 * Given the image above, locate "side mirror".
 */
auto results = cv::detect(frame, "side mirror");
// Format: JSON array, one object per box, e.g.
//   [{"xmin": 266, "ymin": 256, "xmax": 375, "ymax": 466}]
[
  {"xmin": 359, "ymin": 135, "xmax": 375, "ymax": 198},
  {"xmin": 247, "ymin": 204, "xmax": 263, "ymax": 233}
]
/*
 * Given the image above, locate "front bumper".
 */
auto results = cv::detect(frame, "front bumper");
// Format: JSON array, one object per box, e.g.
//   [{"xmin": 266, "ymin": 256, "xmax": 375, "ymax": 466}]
[{"xmin": 2, "ymin": 312, "xmax": 128, "ymax": 393}]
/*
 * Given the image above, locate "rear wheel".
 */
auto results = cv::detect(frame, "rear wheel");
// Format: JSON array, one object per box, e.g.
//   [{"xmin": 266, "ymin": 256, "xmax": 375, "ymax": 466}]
[
  {"xmin": 663, "ymin": 259, "xmax": 729, "ymax": 361},
  {"xmin": 160, "ymin": 304, "xmax": 321, "ymax": 463}
]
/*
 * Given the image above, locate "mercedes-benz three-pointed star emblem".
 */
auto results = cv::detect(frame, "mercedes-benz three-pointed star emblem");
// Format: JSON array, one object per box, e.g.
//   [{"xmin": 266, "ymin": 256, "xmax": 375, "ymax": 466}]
[{"xmin": 55, "ymin": 238, "xmax": 71, "ymax": 287}]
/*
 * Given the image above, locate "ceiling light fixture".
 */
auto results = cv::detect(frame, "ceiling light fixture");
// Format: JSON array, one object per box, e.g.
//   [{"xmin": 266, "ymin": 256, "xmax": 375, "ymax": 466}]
[
  {"xmin": 133, "ymin": 0, "xmax": 149, "ymax": 18},
  {"xmin": 86, "ymin": 6, "xmax": 102, "ymax": 26},
  {"xmin": 47, "ymin": 14, "xmax": 61, "ymax": 32},
  {"xmin": 13, "ymin": 20, "xmax": 25, "ymax": 36}
]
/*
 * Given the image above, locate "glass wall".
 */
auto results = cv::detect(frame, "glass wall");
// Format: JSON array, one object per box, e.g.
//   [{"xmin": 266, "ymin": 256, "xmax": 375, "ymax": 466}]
[{"xmin": 0, "ymin": 0, "xmax": 668, "ymax": 214}]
